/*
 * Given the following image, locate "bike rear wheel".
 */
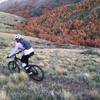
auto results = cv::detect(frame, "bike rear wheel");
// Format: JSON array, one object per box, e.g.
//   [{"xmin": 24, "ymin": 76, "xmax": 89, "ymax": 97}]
[
  {"xmin": 8, "ymin": 61, "xmax": 20, "ymax": 73},
  {"xmin": 30, "ymin": 65, "xmax": 44, "ymax": 81}
]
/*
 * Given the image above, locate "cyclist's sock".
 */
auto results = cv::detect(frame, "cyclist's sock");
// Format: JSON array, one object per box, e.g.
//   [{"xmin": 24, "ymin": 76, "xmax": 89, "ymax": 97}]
[
  {"xmin": 22, "ymin": 63, "xmax": 27, "ymax": 68},
  {"xmin": 22, "ymin": 63, "xmax": 33, "ymax": 76}
]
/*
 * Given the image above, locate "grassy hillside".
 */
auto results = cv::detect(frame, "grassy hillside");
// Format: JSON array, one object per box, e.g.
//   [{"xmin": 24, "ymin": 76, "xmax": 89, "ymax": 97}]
[
  {"xmin": 0, "ymin": 1, "xmax": 100, "ymax": 100},
  {"xmin": 0, "ymin": 12, "xmax": 25, "ymax": 34},
  {"xmin": 0, "ymin": 0, "xmax": 81, "ymax": 17},
  {"xmin": 0, "ymin": 34, "xmax": 100, "ymax": 99},
  {"xmin": 16, "ymin": 0, "xmax": 100, "ymax": 47}
]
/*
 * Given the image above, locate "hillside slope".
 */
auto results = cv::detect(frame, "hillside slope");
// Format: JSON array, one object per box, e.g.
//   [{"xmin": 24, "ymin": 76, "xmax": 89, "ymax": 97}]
[
  {"xmin": 0, "ymin": 0, "xmax": 82, "ymax": 17},
  {"xmin": 0, "ymin": 12, "xmax": 25, "ymax": 33},
  {"xmin": 0, "ymin": 32, "xmax": 55, "ymax": 49},
  {"xmin": 17, "ymin": 0, "xmax": 100, "ymax": 47},
  {"xmin": 0, "ymin": 0, "xmax": 100, "ymax": 99},
  {"xmin": 0, "ymin": 33, "xmax": 100, "ymax": 99}
]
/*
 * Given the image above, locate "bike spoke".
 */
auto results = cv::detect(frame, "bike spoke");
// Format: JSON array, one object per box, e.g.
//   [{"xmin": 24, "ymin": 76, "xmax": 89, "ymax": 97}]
[
  {"xmin": 30, "ymin": 65, "xmax": 44, "ymax": 81},
  {"xmin": 8, "ymin": 61, "xmax": 20, "ymax": 73}
]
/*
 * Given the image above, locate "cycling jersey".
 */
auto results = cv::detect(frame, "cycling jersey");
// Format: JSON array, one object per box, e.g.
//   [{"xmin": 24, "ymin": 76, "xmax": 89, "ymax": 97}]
[{"xmin": 10, "ymin": 39, "xmax": 34, "ymax": 56}]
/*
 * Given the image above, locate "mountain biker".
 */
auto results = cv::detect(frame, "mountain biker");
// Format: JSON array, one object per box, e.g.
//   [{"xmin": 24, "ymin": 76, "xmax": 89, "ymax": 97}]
[{"xmin": 9, "ymin": 34, "xmax": 34, "ymax": 76}]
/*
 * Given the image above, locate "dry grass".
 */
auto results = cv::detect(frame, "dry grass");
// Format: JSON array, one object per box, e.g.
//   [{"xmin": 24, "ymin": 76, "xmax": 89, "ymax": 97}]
[
  {"xmin": 90, "ymin": 90, "xmax": 100, "ymax": 100},
  {"xmin": 0, "ymin": 90, "xmax": 10, "ymax": 100},
  {"xmin": 63, "ymin": 91, "xmax": 75, "ymax": 100},
  {"xmin": 9, "ymin": 71, "xmax": 29, "ymax": 84},
  {"xmin": 56, "ymin": 67, "xmax": 67, "ymax": 75},
  {"xmin": 0, "ymin": 71, "xmax": 99, "ymax": 100},
  {"xmin": 0, "ymin": 75, "xmax": 8, "ymax": 89}
]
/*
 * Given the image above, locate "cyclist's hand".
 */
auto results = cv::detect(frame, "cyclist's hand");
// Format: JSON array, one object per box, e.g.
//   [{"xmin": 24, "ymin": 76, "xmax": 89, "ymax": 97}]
[{"xmin": 7, "ymin": 56, "xmax": 10, "ymax": 58}]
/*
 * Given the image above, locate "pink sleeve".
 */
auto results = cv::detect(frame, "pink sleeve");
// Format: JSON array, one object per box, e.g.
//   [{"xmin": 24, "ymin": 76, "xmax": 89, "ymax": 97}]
[{"xmin": 9, "ymin": 43, "xmax": 20, "ymax": 56}]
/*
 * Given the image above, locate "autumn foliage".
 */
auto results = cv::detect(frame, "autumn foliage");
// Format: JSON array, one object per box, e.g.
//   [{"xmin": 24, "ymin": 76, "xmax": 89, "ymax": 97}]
[
  {"xmin": 16, "ymin": 0, "xmax": 100, "ymax": 47},
  {"xmin": 5, "ymin": 0, "xmax": 36, "ymax": 18}
]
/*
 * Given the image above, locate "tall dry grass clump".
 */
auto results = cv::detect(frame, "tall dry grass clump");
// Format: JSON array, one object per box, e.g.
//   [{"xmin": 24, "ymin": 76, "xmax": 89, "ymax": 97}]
[
  {"xmin": 9, "ymin": 71, "xmax": 29, "ymax": 84},
  {"xmin": 0, "ymin": 90, "xmax": 10, "ymax": 100}
]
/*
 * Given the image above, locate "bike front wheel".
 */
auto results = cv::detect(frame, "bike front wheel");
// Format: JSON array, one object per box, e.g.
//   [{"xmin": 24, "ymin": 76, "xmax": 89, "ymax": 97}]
[
  {"xmin": 30, "ymin": 65, "xmax": 44, "ymax": 81},
  {"xmin": 8, "ymin": 61, "xmax": 20, "ymax": 73}
]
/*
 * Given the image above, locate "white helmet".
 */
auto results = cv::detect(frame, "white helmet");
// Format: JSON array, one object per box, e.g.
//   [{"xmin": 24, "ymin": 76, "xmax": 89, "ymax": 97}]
[{"xmin": 15, "ymin": 34, "xmax": 22, "ymax": 40}]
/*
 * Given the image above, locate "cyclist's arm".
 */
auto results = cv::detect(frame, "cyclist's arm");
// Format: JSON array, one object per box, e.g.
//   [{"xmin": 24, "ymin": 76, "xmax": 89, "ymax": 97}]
[{"xmin": 9, "ymin": 43, "xmax": 23, "ymax": 57}]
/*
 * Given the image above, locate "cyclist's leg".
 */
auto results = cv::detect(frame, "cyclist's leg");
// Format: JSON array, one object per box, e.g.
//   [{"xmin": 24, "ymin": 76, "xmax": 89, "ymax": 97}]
[
  {"xmin": 21, "ymin": 55, "xmax": 28, "ymax": 67},
  {"xmin": 21, "ymin": 55, "xmax": 32, "ymax": 75},
  {"xmin": 26, "ymin": 52, "xmax": 35, "ymax": 76},
  {"xmin": 21, "ymin": 52, "xmax": 34, "ymax": 66}
]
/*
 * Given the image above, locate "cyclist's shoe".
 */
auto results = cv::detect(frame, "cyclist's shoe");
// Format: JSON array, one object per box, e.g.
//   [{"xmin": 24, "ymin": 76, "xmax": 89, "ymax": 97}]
[
  {"xmin": 29, "ymin": 67, "xmax": 38, "ymax": 75},
  {"xmin": 28, "ymin": 72, "xmax": 33, "ymax": 79}
]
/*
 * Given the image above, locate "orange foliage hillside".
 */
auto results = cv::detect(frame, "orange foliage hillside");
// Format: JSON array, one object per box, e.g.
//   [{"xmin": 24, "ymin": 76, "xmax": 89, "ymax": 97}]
[{"xmin": 16, "ymin": 0, "xmax": 100, "ymax": 47}]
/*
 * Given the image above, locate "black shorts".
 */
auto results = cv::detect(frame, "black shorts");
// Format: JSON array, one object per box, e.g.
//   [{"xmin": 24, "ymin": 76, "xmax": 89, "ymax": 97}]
[{"xmin": 21, "ymin": 52, "xmax": 34, "ymax": 66}]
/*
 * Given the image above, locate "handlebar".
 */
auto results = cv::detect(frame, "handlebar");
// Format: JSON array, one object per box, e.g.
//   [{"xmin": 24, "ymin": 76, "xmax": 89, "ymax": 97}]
[
  {"xmin": 7, "ymin": 50, "xmax": 23, "ymax": 58},
  {"xmin": 16, "ymin": 50, "xmax": 23, "ymax": 54}
]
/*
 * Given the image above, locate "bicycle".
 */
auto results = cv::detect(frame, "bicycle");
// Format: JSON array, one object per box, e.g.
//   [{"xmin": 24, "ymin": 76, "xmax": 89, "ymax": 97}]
[{"xmin": 7, "ymin": 51, "xmax": 44, "ymax": 81}]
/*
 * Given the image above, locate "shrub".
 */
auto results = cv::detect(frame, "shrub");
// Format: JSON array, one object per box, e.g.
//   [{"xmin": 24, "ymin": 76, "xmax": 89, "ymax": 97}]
[
  {"xmin": 90, "ymin": 90, "xmax": 100, "ymax": 100},
  {"xmin": 9, "ymin": 71, "xmax": 29, "ymax": 84}
]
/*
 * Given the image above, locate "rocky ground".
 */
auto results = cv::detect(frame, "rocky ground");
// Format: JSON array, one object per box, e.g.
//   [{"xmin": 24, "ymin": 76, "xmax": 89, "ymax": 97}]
[{"xmin": 0, "ymin": 32, "xmax": 100, "ymax": 100}]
